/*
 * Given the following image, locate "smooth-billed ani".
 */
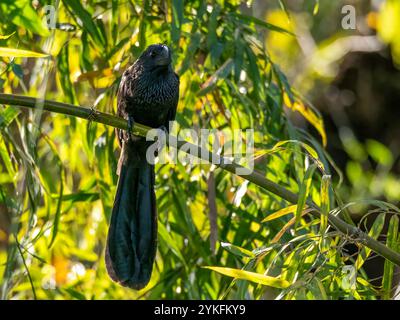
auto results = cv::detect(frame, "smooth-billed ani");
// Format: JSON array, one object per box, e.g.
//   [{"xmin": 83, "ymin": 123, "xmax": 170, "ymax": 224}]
[{"xmin": 105, "ymin": 44, "xmax": 179, "ymax": 290}]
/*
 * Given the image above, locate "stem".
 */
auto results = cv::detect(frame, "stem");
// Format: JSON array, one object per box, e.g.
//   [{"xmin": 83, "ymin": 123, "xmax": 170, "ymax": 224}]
[{"xmin": 1, "ymin": 93, "xmax": 400, "ymax": 266}]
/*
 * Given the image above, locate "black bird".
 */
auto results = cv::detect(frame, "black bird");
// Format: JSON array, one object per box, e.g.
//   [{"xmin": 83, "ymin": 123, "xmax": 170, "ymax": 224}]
[{"xmin": 105, "ymin": 44, "xmax": 179, "ymax": 290}]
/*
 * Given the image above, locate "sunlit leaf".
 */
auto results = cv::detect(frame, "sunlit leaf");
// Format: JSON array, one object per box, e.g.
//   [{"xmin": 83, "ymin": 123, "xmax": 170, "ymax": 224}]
[
  {"xmin": 382, "ymin": 215, "xmax": 399, "ymax": 299},
  {"xmin": 262, "ymin": 204, "xmax": 297, "ymax": 222},
  {"xmin": 0, "ymin": 0, "xmax": 50, "ymax": 37},
  {"xmin": 62, "ymin": 0, "xmax": 106, "ymax": 47},
  {"xmin": 355, "ymin": 212, "xmax": 386, "ymax": 270},
  {"xmin": 284, "ymin": 93, "xmax": 327, "ymax": 147},
  {"xmin": 221, "ymin": 242, "xmax": 255, "ymax": 258},
  {"xmin": 0, "ymin": 47, "xmax": 49, "ymax": 58},
  {"xmin": 313, "ymin": 1, "xmax": 320, "ymax": 15},
  {"xmin": 319, "ymin": 174, "xmax": 331, "ymax": 250},
  {"xmin": 204, "ymin": 266, "xmax": 290, "ymax": 288},
  {"xmin": 295, "ymin": 163, "xmax": 317, "ymax": 227},
  {"xmin": 0, "ymin": 32, "xmax": 15, "ymax": 40}
]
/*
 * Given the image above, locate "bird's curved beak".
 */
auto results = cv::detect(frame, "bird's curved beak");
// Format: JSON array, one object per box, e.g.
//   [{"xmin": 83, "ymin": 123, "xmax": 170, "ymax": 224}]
[{"xmin": 154, "ymin": 45, "xmax": 171, "ymax": 66}]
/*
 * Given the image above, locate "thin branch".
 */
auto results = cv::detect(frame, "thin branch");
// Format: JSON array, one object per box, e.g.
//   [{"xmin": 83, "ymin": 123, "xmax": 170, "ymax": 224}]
[{"xmin": 1, "ymin": 93, "xmax": 400, "ymax": 267}]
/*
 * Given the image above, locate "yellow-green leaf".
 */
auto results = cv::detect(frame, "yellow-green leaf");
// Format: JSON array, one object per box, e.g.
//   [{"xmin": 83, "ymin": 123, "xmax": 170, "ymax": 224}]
[
  {"xmin": 319, "ymin": 175, "xmax": 331, "ymax": 250},
  {"xmin": 0, "ymin": 32, "xmax": 15, "ymax": 40},
  {"xmin": 262, "ymin": 204, "xmax": 297, "ymax": 223},
  {"xmin": 382, "ymin": 215, "xmax": 399, "ymax": 299},
  {"xmin": 295, "ymin": 163, "xmax": 317, "ymax": 228},
  {"xmin": 221, "ymin": 242, "xmax": 255, "ymax": 258},
  {"xmin": 254, "ymin": 139, "xmax": 324, "ymax": 170},
  {"xmin": 204, "ymin": 266, "xmax": 290, "ymax": 289},
  {"xmin": 284, "ymin": 93, "xmax": 327, "ymax": 147},
  {"xmin": 158, "ymin": 223, "xmax": 187, "ymax": 268},
  {"xmin": 0, "ymin": 47, "xmax": 49, "ymax": 58},
  {"xmin": 355, "ymin": 212, "xmax": 386, "ymax": 269}
]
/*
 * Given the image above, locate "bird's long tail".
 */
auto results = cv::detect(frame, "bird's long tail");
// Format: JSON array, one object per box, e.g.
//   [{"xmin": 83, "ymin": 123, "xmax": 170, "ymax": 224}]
[{"xmin": 105, "ymin": 141, "xmax": 157, "ymax": 290}]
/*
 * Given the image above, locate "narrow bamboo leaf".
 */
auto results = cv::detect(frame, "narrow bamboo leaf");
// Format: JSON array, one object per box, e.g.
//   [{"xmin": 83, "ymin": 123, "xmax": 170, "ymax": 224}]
[
  {"xmin": 0, "ymin": 0, "xmax": 50, "ymax": 36},
  {"xmin": 355, "ymin": 212, "xmax": 386, "ymax": 270},
  {"xmin": 158, "ymin": 223, "xmax": 187, "ymax": 268},
  {"xmin": 207, "ymin": 172, "xmax": 218, "ymax": 254},
  {"xmin": 62, "ymin": 0, "xmax": 105, "ymax": 47},
  {"xmin": 232, "ymin": 13, "xmax": 294, "ymax": 36},
  {"xmin": 295, "ymin": 163, "xmax": 317, "ymax": 227},
  {"xmin": 11, "ymin": 63, "xmax": 23, "ymax": 79},
  {"xmin": 313, "ymin": 0, "xmax": 320, "ymax": 15},
  {"xmin": 50, "ymin": 192, "xmax": 99, "ymax": 202},
  {"xmin": 281, "ymin": 250, "xmax": 300, "ymax": 282},
  {"xmin": 0, "ymin": 47, "xmax": 49, "ymax": 58},
  {"xmin": 314, "ymin": 277, "xmax": 328, "ymax": 300},
  {"xmin": 204, "ymin": 266, "xmax": 290, "ymax": 288},
  {"xmin": 0, "ymin": 32, "xmax": 15, "ymax": 40},
  {"xmin": 63, "ymin": 288, "xmax": 87, "ymax": 300},
  {"xmin": 197, "ymin": 59, "xmax": 234, "ymax": 96},
  {"xmin": 0, "ymin": 106, "xmax": 20, "ymax": 129},
  {"xmin": 0, "ymin": 136, "xmax": 16, "ymax": 180},
  {"xmin": 171, "ymin": 0, "xmax": 184, "ymax": 43},
  {"xmin": 319, "ymin": 175, "xmax": 331, "ymax": 250},
  {"xmin": 245, "ymin": 46, "xmax": 264, "ymax": 98},
  {"xmin": 277, "ymin": 0, "xmax": 291, "ymax": 20},
  {"xmin": 220, "ymin": 242, "xmax": 255, "ymax": 258},
  {"xmin": 283, "ymin": 93, "xmax": 327, "ymax": 147},
  {"xmin": 382, "ymin": 215, "xmax": 399, "ymax": 299},
  {"xmin": 272, "ymin": 208, "xmax": 313, "ymax": 243},
  {"xmin": 262, "ymin": 204, "xmax": 297, "ymax": 222},
  {"xmin": 57, "ymin": 44, "xmax": 77, "ymax": 104},
  {"xmin": 333, "ymin": 199, "xmax": 400, "ymax": 214},
  {"xmin": 44, "ymin": 137, "xmax": 64, "ymax": 249},
  {"xmin": 254, "ymin": 139, "xmax": 324, "ymax": 170}
]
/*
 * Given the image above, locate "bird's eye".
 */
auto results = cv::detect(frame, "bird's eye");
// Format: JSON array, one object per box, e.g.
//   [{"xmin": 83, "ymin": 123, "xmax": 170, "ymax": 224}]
[{"xmin": 149, "ymin": 51, "xmax": 156, "ymax": 58}]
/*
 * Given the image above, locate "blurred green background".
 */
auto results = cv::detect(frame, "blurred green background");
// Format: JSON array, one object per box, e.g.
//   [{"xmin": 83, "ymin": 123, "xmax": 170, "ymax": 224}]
[{"xmin": 0, "ymin": 0, "xmax": 399, "ymax": 299}]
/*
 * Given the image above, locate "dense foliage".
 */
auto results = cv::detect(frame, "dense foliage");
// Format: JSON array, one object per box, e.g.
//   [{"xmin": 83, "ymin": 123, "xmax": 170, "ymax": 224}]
[{"xmin": 0, "ymin": 0, "xmax": 399, "ymax": 299}]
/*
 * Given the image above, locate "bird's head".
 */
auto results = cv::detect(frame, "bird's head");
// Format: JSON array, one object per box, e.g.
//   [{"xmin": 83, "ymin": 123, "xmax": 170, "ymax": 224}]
[{"xmin": 137, "ymin": 44, "xmax": 172, "ymax": 70}]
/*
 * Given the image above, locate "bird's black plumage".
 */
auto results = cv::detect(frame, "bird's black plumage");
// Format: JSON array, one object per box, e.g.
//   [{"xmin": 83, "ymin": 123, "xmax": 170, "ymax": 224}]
[{"xmin": 105, "ymin": 44, "xmax": 179, "ymax": 290}]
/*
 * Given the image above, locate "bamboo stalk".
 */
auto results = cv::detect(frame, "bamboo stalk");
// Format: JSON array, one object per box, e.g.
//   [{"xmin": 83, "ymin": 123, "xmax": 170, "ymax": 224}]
[{"xmin": 1, "ymin": 93, "xmax": 400, "ymax": 266}]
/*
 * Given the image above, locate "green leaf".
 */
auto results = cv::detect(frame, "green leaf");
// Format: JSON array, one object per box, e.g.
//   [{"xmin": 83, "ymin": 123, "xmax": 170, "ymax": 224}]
[
  {"xmin": 254, "ymin": 139, "xmax": 324, "ymax": 170},
  {"xmin": 382, "ymin": 215, "xmax": 399, "ymax": 299},
  {"xmin": 57, "ymin": 44, "xmax": 77, "ymax": 104},
  {"xmin": 319, "ymin": 174, "xmax": 331, "ymax": 250},
  {"xmin": 0, "ymin": 0, "xmax": 50, "ymax": 37},
  {"xmin": 262, "ymin": 204, "xmax": 297, "ymax": 222},
  {"xmin": 197, "ymin": 59, "xmax": 234, "ymax": 96},
  {"xmin": 0, "ymin": 47, "xmax": 49, "ymax": 58},
  {"xmin": 51, "ymin": 192, "xmax": 99, "ymax": 203},
  {"xmin": 245, "ymin": 46, "xmax": 264, "ymax": 99},
  {"xmin": 11, "ymin": 63, "xmax": 23, "ymax": 79},
  {"xmin": 0, "ymin": 136, "xmax": 16, "ymax": 181},
  {"xmin": 171, "ymin": 0, "xmax": 184, "ymax": 43},
  {"xmin": 204, "ymin": 266, "xmax": 290, "ymax": 289},
  {"xmin": 277, "ymin": 0, "xmax": 291, "ymax": 21},
  {"xmin": 355, "ymin": 212, "xmax": 386, "ymax": 269},
  {"xmin": 0, "ymin": 106, "xmax": 20, "ymax": 129},
  {"xmin": 63, "ymin": 288, "xmax": 87, "ymax": 300},
  {"xmin": 221, "ymin": 242, "xmax": 255, "ymax": 258},
  {"xmin": 62, "ymin": 0, "xmax": 105, "ymax": 47},
  {"xmin": 295, "ymin": 163, "xmax": 317, "ymax": 227},
  {"xmin": 313, "ymin": 0, "xmax": 320, "ymax": 15},
  {"xmin": 44, "ymin": 136, "xmax": 64, "ymax": 249},
  {"xmin": 158, "ymin": 223, "xmax": 187, "ymax": 268},
  {"xmin": 232, "ymin": 13, "xmax": 294, "ymax": 36},
  {"xmin": 0, "ymin": 32, "xmax": 16, "ymax": 40}
]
